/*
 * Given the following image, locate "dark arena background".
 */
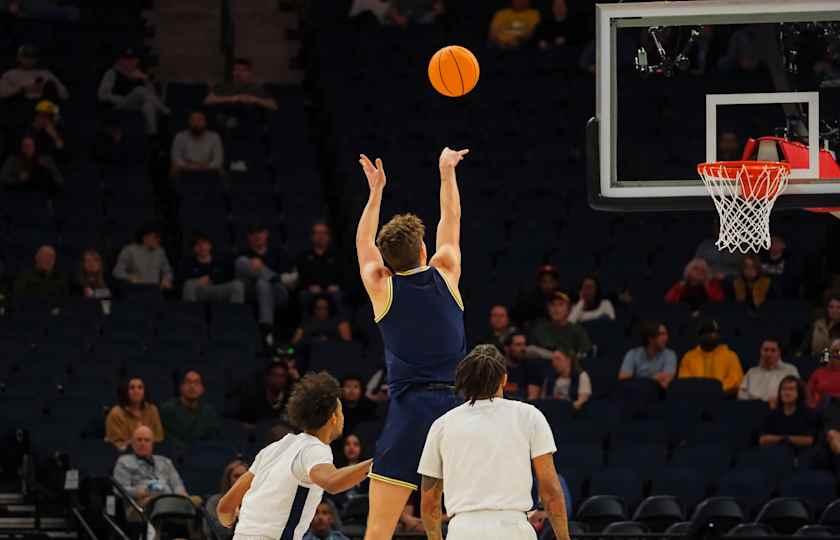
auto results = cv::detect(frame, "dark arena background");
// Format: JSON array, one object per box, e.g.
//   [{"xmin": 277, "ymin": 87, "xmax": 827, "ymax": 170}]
[{"xmin": 2, "ymin": 0, "xmax": 840, "ymax": 539}]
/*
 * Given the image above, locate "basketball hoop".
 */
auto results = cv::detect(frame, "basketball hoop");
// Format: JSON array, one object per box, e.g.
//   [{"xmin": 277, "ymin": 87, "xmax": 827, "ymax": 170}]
[{"xmin": 697, "ymin": 161, "xmax": 791, "ymax": 254}]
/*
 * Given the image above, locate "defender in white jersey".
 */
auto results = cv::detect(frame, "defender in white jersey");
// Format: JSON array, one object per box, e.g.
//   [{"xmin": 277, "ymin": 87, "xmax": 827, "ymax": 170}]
[
  {"xmin": 217, "ymin": 372, "xmax": 371, "ymax": 540},
  {"xmin": 418, "ymin": 345, "xmax": 572, "ymax": 540}
]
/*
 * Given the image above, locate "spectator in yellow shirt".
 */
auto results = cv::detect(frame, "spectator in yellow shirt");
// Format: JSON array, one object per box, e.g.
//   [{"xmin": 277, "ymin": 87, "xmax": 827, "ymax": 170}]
[
  {"xmin": 489, "ymin": 0, "xmax": 541, "ymax": 49},
  {"xmin": 678, "ymin": 319, "xmax": 744, "ymax": 395}
]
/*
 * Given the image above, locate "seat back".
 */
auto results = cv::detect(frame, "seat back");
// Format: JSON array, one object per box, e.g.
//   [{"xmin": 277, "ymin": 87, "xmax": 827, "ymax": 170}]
[
  {"xmin": 632, "ymin": 495, "xmax": 685, "ymax": 533},
  {"xmin": 726, "ymin": 523, "xmax": 775, "ymax": 537},
  {"xmin": 577, "ymin": 495, "xmax": 628, "ymax": 533},
  {"xmin": 794, "ymin": 524, "xmax": 835, "ymax": 537},
  {"xmin": 755, "ymin": 497, "xmax": 812, "ymax": 535},
  {"xmin": 690, "ymin": 497, "xmax": 745, "ymax": 536}
]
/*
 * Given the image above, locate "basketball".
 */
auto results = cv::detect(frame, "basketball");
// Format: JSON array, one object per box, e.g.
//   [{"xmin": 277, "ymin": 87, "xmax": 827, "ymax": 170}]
[{"xmin": 428, "ymin": 46, "xmax": 480, "ymax": 97}]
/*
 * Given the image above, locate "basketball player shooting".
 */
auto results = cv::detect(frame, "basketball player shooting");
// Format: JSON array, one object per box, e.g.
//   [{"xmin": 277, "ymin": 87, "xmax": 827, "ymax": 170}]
[{"xmin": 356, "ymin": 147, "xmax": 469, "ymax": 539}]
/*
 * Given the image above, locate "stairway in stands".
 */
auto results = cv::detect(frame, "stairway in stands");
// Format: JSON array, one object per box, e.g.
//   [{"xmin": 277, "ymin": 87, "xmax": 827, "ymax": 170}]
[
  {"xmin": 153, "ymin": 0, "xmax": 224, "ymax": 82},
  {"xmin": 231, "ymin": 0, "xmax": 303, "ymax": 84},
  {"xmin": 0, "ymin": 492, "xmax": 77, "ymax": 539}
]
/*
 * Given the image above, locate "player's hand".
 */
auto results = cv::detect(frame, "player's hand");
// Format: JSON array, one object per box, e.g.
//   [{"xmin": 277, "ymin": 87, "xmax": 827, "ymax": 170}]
[
  {"xmin": 439, "ymin": 147, "xmax": 469, "ymax": 170},
  {"xmin": 359, "ymin": 154, "xmax": 386, "ymax": 192}
]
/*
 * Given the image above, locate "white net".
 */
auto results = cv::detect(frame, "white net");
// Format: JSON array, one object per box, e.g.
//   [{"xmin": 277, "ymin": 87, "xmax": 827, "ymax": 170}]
[{"xmin": 697, "ymin": 162, "xmax": 791, "ymax": 254}]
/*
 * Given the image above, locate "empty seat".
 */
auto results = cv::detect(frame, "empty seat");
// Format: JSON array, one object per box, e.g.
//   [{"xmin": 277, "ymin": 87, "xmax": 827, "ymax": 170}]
[
  {"xmin": 533, "ymin": 399, "xmax": 575, "ymax": 429},
  {"xmin": 555, "ymin": 443, "xmax": 603, "ymax": 473},
  {"xmin": 649, "ymin": 467, "xmax": 706, "ymax": 511},
  {"xmin": 576, "ymin": 495, "xmax": 628, "ymax": 533},
  {"xmin": 590, "ymin": 468, "xmax": 644, "ymax": 510},
  {"xmin": 309, "ymin": 341, "xmax": 364, "ymax": 379},
  {"xmin": 726, "ymin": 523, "xmax": 775, "ymax": 537},
  {"xmin": 663, "ymin": 521, "xmax": 692, "ymax": 539},
  {"xmin": 556, "ymin": 468, "xmax": 586, "ymax": 513},
  {"xmin": 671, "ymin": 443, "xmax": 732, "ymax": 481},
  {"xmin": 611, "ymin": 420, "xmax": 668, "ymax": 447},
  {"xmin": 609, "ymin": 444, "xmax": 667, "ymax": 481},
  {"xmin": 602, "ymin": 521, "xmax": 648, "ymax": 539},
  {"xmin": 755, "ymin": 497, "xmax": 811, "ymax": 535},
  {"xmin": 794, "ymin": 524, "xmax": 835, "ymax": 537},
  {"xmin": 666, "ymin": 378, "xmax": 724, "ymax": 412},
  {"xmin": 735, "ymin": 445, "xmax": 794, "ymax": 485},
  {"xmin": 717, "ymin": 468, "xmax": 773, "ymax": 517},
  {"xmin": 779, "ymin": 471, "xmax": 837, "ymax": 516},
  {"xmin": 819, "ymin": 499, "xmax": 840, "ymax": 531},
  {"xmin": 632, "ymin": 495, "xmax": 685, "ymax": 533},
  {"xmin": 690, "ymin": 497, "xmax": 745, "ymax": 536}
]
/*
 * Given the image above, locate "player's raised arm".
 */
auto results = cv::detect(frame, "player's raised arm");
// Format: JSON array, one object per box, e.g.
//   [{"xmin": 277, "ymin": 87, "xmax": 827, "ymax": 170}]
[
  {"xmin": 430, "ymin": 147, "xmax": 468, "ymax": 282},
  {"xmin": 309, "ymin": 459, "xmax": 373, "ymax": 495},
  {"xmin": 217, "ymin": 471, "xmax": 255, "ymax": 527},
  {"xmin": 356, "ymin": 154, "xmax": 390, "ymax": 296}
]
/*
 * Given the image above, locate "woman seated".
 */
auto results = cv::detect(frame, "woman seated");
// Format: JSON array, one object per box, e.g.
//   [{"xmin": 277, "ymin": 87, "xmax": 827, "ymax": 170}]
[
  {"xmin": 541, "ymin": 349, "xmax": 591, "ymax": 410},
  {"xmin": 327, "ymin": 434, "xmax": 369, "ymax": 510},
  {"xmin": 0, "ymin": 136, "xmax": 63, "ymax": 197},
  {"xmin": 759, "ymin": 376, "xmax": 816, "ymax": 448},
  {"xmin": 104, "ymin": 377, "xmax": 164, "ymax": 450},
  {"xmin": 733, "ymin": 254, "xmax": 771, "ymax": 309},
  {"xmin": 205, "ymin": 460, "xmax": 249, "ymax": 540},
  {"xmin": 803, "ymin": 293, "xmax": 840, "ymax": 357},
  {"xmin": 569, "ymin": 275, "xmax": 615, "ymax": 323},
  {"xmin": 74, "ymin": 249, "xmax": 112, "ymax": 301},
  {"xmin": 291, "ymin": 295, "xmax": 352, "ymax": 346}
]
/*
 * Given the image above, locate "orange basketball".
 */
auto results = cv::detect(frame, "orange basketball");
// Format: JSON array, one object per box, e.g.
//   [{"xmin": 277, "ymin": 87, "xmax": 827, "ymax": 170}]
[{"xmin": 428, "ymin": 46, "xmax": 480, "ymax": 97}]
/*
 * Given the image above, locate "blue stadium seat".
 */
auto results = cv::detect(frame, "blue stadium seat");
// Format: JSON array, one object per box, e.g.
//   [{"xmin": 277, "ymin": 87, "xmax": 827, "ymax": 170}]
[
  {"xmin": 609, "ymin": 444, "xmax": 667, "ymax": 482},
  {"xmin": 611, "ymin": 420, "xmax": 668, "ymax": 448},
  {"xmin": 632, "ymin": 496, "xmax": 685, "ymax": 533},
  {"xmin": 819, "ymin": 499, "xmax": 840, "ymax": 532},
  {"xmin": 690, "ymin": 497, "xmax": 746, "ymax": 536},
  {"xmin": 671, "ymin": 443, "xmax": 732, "ymax": 482},
  {"xmin": 735, "ymin": 445, "xmax": 794, "ymax": 486},
  {"xmin": 650, "ymin": 467, "xmax": 706, "ymax": 511},
  {"xmin": 725, "ymin": 523, "xmax": 776, "ymax": 537},
  {"xmin": 717, "ymin": 468, "xmax": 774, "ymax": 518},
  {"xmin": 556, "ymin": 468, "xmax": 586, "ymax": 514},
  {"xmin": 779, "ymin": 471, "xmax": 837, "ymax": 516},
  {"xmin": 576, "ymin": 495, "xmax": 628, "ymax": 533},
  {"xmin": 666, "ymin": 378, "xmax": 724, "ymax": 412},
  {"xmin": 533, "ymin": 399, "xmax": 575, "ymax": 430},
  {"xmin": 555, "ymin": 443, "xmax": 603, "ymax": 473},
  {"xmin": 309, "ymin": 341, "xmax": 365, "ymax": 380},
  {"xmin": 590, "ymin": 468, "xmax": 644, "ymax": 510}
]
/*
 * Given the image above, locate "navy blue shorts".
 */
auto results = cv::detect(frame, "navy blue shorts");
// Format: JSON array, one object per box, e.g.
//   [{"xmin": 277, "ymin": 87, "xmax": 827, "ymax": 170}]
[{"xmin": 369, "ymin": 387, "xmax": 461, "ymax": 490}]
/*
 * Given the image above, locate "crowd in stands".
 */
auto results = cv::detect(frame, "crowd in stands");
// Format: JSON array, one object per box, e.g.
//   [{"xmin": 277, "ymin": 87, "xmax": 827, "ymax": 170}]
[{"xmin": 3, "ymin": 1, "xmax": 840, "ymax": 539}]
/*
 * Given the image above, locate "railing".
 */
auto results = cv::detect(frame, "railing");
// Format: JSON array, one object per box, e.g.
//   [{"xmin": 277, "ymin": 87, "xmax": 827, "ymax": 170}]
[
  {"xmin": 220, "ymin": 0, "xmax": 235, "ymax": 80},
  {"xmin": 71, "ymin": 507, "xmax": 98, "ymax": 540}
]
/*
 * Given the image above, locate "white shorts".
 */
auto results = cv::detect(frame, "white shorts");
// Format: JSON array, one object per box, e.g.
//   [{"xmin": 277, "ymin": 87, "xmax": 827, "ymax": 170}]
[{"xmin": 447, "ymin": 510, "xmax": 537, "ymax": 540}]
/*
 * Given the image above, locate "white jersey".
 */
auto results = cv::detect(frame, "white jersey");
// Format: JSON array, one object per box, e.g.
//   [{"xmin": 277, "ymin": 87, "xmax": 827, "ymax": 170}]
[
  {"xmin": 417, "ymin": 398, "xmax": 556, "ymax": 517},
  {"xmin": 235, "ymin": 433, "xmax": 332, "ymax": 540}
]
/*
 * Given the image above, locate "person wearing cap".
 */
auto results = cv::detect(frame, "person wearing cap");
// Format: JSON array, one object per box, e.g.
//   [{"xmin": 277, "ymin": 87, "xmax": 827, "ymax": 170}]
[
  {"xmin": 0, "ymin": 45, "xmax": 69, "ymax": 103},
  {"xmin": 112, "ymin": 223, "xmax": 174, "ymax": 290},
  {"xmin": 528, "ymin": 291, "xmax": 592, "ymax": 360},
  {"xmin": 512, "ymin": 264, "xmax": 561, "ymax": 326},
  {"xmin": 26, "ymin": 100, "xmax": 65, "ymax": 159},
  {"xmin": 97, "ymin": 48, "xmax": 169, "ymax": 135},
  {"xmin": 677, "ymin": 319, "xmax": 744, "ymax": 395}
]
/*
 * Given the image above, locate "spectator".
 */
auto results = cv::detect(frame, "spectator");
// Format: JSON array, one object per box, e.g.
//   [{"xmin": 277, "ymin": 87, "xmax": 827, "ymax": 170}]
[
  {"xmin": 618, "ymin": 321, "xmax": 677, "ymax": 389},
  {"xmin": 541, "ymin": 349, "xmax": 591, "ymax": 409},
  {"xmin": 803, "ymin": 292, "xmax": 840, "ymax": 357},
  {"xmin": 340, "ymin": 375, "xmax": 377, "ymax": 435},
  {"xmin": 569, "ymin": 275, "xmax": 615, "ymax": 323},
  {"xmin": 0, "ymin": 44, "xmax": 69, "ymax": 104},
  {"xmin": 97, "ymin": 48, "xmax": 169, "ymax": 136},
  {"xmin": 112, "ymin": 425, "xmax": 193, "ymax": 509},
  {"xmin": 389, "ymin": 0, "xmax": 444, "ymax": 25},
  {"xmin": 366, "ymin": 367, "xmax": 389, "ymax": 403},
  {"xmin": 502, "ymin": 332, "xmax": 542, "ymax": 401},
  {"xmin": 74, "ymin": 249, "xmax": 112, "ymax": 301},
  {"xmin": 236, "ymin": 223, "xmax": 297, "ymax": 346},
  {"xmin": 27, "ymin": 100, "xmax": 65, "ymax": 159},
  {"xmin": 296, "ymin": 221, "xmax": 343, "ymax": 310},
  {"xmin": 204, "ymin": 58, "xmax": 278, "ymax": 113},
  {"xmin": 105, "ymin": 377, "xmax": 164, "ymax": 451},
  {"xmin": 807, "ymin": 339, "xmax": 840, "ymax": 408},
  {"xmin": 1, "ymin": 135, "xmax": 63, "ymax": 196},
  {"xmin": 733, "ymin": 254, "xmax": 771, "ymax": 309},
  {"xmin": 480, "ymin": 304, "xmax": 518, "ymax": 350},
  {"xmin": 13, "ymin": 245, "xmax": 67, "ymax": 302},
  {"xmin": 180, "ymin": 233, "xmax": 244, "ymax": 304},
  {"xmin": 328, "ymin": 434, "xmax": 369, "ymax": 509},
  {"xmin": 112, "ymin": 222, "xmax": 174, "ymax": 290},
  {"xmin": 160, "ymin": 369, "xmax": 221, "ymax": 447},
  {"xmin": 738, "ymin": 338, "xmax": 799, "ymax": 405},
  {"xmin": 489, "ymin": 0, "xmax": 541, "ymax": 49},
  {"xmin": 678, "ymin": 319, "xmax": 744, "ymax": 395},
  {"xmin": 236, "ymin": 361, "xmax": 295, "ymax": 425},
  {"xmin": 204, "ymin": 460, "xmax": 249, "ymax": 540},
  {"xmin": 665, "ymin": 257, "xmax": 725, "ymax": 311},
  {"xmin": 303, "ymin": 500, "xmax": 350, "ymax": 540},
  {"xmin": 529, "ymin": 291, "xmax": 592, "ymax": 359},
  {"xmin": 717, "ymin": 131, "xmax": 742, "ymax": 161},
  {"xmin": 170, "ymin": 111, "xmax": 224, "ymax": 178},
  {"xmin": 760, "ymin": 235, "xmax": 798, "ymax": 297},
  {"xmin": 695, "ymin": 222, "xmax": 743, "ymax": 279},
  {"xmin": 0, "ymin": 0, "xmax": 78, "ymax": 21},
  {"xmin": 536, "ymin": 0, "xmax": 570, "ymax": 50},
  {"xmin": 291, "ymin": 295, "xmax": 352, "ymax": 347},
  {"xmin": 513, "ymin": 265, "xmax": 560, "ymax": 326},
  {"xmin": 759, "ymin": 376, "xmax": 816, "ymax": 448}
]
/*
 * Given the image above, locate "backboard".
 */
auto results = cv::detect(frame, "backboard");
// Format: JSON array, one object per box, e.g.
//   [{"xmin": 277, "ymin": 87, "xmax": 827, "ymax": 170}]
[{"xmin": 587, "ymin": 0, "xmax": 840, "ymax": 211}]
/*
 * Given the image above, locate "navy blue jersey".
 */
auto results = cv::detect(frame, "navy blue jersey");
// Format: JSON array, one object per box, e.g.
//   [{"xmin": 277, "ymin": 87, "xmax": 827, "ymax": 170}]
[{"xmin": 375, "ymin": 266, "xmax": 466, "ymax": 397}]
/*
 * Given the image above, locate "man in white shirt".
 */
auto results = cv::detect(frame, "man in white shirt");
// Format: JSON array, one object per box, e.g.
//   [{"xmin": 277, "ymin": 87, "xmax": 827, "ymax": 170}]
[
  {"xmin": 738, "ymin": 338, "xmax": 800, "ymax": 406},
  {"xmin": 216, "ymin": 372, "xmax": 371, "ymax": 540},
  {"xmin": 417, "ymin": 345, "xmax": 571, "ymax": 540}
]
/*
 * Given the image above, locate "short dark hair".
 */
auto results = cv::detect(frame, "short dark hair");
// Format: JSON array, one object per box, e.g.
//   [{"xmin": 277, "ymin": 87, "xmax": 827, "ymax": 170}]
[
  {"xmin": 640, "ymin": 320, "xmax": 663, "ymax": 347},
  {"xmin": 340, "ymin": 375, "xmax": 364, "ymax": 387},
  {"xmin": 286, "ymin": 372, "xmax": 341, "ymax": 432},
  {"xmin": 117, "ymin": 376, "xmax": 150, "ymax": 409},
  {"xmin": 177, "ymin": 368, "xmax": 202, "ymax": 385},
  {"xmin": 247, "ymin": 223, "xmax": 267, "ymax": 235},
  {"xmin": 192, "ymin": 232, "xmax": 211, "ymax": 247},
  {"xmin": 503, "ymin": 331, "xmax": 527, "ymax": 348},
  {"xmin": 135, "ymin": 221, "xmax": 162, "ymax": 243},
  {"xmin": 234, "ymin": 58, "xmax": 252, "ymax": 68},
  {"xmin": 455, "ymin": 345, "xmax": 507, "ymax": 405},
  {"xmin": 761, "ymin": 336, "xmax": 782, "ymax": 349},
  {"xmin": 776, "ymin": 375, "xmax": 805, "ymax": 408}
]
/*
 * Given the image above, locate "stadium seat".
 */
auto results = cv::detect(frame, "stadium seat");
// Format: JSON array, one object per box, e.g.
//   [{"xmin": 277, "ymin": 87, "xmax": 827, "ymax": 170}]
[
  {"xmin": 666, "ymin": 378, "xmax": 724, "ymax": 412},
  {"xmin": 671, "ymin": 443, "xmax": 732, "ymax": 482},
  {"xmin": 649, "ymin": 467, "xmax": 706, "ymax": 511},
  {"xmin": 609, "ymin": 444, "xmax": 667, "ymax": 482},
  {"xmin": 725, "ymin": 523, "xmax": 776, "ymax": 537},
  {"xmin": 779, "ymin": 470, "xmax": 838, "ymax": 515},
  {"xmin": 309, "ymin": 341, "xmax": 365, "ymax": 380},
  {"xmin": 555, "ymin": 443, "xmax": 603, "ymax": 473},
  {"xmin": 533, "ymin": 399, "xmax": 575, "ymax": 428},
  {"xmin": 755, "ymin": 497, "xmax": 812, "ymax": 535},
  {"xmin": 610, "ymin": 420, "xmax": 668, "ymax": 448},
  {"xmin": 590, "ymin": 468, "xmax": 644, "ymax": 511},
  {"xmin": 819, "ymin": 499, "xmax": 840, "ymax": 531},
  {"xmin": 632, "ymin": 496, "xmax": 685, "ymax": 533},
  {"xmin": 690, "ymin": 497, "xmax": 746, "ymax": 536},
  {"xmin": 794, "ymin": 524, "xmax": 835, "ymax": 537},
  {"xmin": 717, "ymin": 468, "xmax": 773, "ymax": 518},
  {"xmin": 663, "ymin": 521, "xmax": 692, "ymax": 539},
  {"xmin": 576, "ymin": 495, "xmax": 628, "ymax": 532},
  {"xmin": 735, "ymin": 445, "xmax": 794, "ymax": 485}
]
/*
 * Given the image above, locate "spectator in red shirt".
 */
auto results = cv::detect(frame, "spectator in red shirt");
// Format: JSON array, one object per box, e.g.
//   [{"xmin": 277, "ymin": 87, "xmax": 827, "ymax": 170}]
[
  {"xmin": 665, "ymin": 257, "xmax": 725, "ymax": 311},
  {"xmin": 808, "ymin": 339, "xmax": 840, "ymax": 408}
]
